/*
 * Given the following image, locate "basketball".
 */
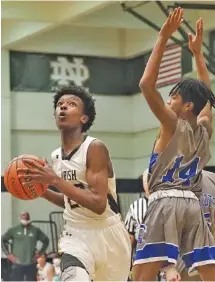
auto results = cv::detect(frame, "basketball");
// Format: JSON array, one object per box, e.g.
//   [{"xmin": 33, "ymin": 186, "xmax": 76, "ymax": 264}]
[{"xmin": 4, "ymin": 154, "xmax": 48, "ymax": 200}]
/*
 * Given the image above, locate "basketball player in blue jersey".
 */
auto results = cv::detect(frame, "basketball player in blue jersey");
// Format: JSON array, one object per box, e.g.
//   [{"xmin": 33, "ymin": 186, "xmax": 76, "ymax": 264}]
[
  {"xmin": 133, "ymin": 8, "xmax": 215, "ymax": 281},
  {"xmin": 164, "ymin": 170, "xmax": 215, "ymax": 282},
  {"xmin": 17, "ymin": 84, "xmax": 131, "ymax": 281}
]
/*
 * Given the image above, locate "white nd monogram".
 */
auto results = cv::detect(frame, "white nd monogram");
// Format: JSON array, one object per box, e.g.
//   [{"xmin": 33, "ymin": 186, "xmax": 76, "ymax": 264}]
[{"xmin": 50, "ymin": 56, "xmax": 89, "ymax": 88}]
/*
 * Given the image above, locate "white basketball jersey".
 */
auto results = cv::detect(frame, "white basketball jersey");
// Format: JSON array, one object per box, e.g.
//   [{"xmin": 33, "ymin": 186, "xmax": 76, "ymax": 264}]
[{"xmin": 51, "ymin": 136, "xmax": 118, "ymax": 224}]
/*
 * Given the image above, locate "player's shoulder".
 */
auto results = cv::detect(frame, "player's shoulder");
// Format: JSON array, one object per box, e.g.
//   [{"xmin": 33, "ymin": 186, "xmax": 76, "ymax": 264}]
[
  {"xmin": 87, "ymin": 138, "xmax": 110, "ymax": 166},
  {"xmin": 88, "ymin": 138, "xmax": 109, "ymax": 154},
  {"xmin": 198, "ymin": 117, "xmax": 213, "ymax": 139},
  {"xmin": 178, "ymin": 118, "xmax": 211, "ymax": 138},
  {"xmin": 51, "ymin": 147, "xmax": 61, "ymax": 160}
]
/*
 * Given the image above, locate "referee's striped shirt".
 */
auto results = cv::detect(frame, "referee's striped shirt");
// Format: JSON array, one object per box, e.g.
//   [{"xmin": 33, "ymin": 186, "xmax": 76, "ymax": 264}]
[{"xmin": 124, "ymin": 197, "xmax": 148, "ymax": 241}]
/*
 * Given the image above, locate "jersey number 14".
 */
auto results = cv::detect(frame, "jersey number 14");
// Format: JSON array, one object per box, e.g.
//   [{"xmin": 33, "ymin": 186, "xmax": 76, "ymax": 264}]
[{"xmin": 162, "ymin": 156, "xmax": 200, "ymax": 186}]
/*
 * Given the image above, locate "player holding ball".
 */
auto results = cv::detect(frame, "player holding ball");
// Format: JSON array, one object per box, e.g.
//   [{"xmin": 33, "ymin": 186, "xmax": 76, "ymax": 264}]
[{"xmin": 8, "ymin": 85, "xmax": 131, "ymax": 282}]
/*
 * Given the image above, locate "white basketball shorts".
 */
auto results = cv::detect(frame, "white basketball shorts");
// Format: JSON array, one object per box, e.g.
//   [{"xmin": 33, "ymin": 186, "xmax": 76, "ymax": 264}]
[{"xmin": 58, "ymin": 213, "xmax": 131, "ymax": 281}]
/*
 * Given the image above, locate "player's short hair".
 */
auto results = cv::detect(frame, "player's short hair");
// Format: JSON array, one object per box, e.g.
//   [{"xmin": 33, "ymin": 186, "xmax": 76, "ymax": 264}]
[
  {"xmin": 169, "ymin": 78, "xmax": 215, "ymax": 115},
  {"xmin": 53, "ymin": 83, "xmax": 96, "ymax": 132}
]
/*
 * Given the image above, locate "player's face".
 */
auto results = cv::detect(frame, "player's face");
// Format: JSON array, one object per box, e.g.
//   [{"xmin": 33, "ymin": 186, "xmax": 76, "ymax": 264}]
[
  {"xmin": 167, "ymin": 92, "xmax": 194, "ymax": 117},
  {"xmin": 55, "ymin": 94, "xmax": 88, "ymax": 130},
  {"xmin": 167, "ymin": 92, "xmax": 184, "ymax": 116}
]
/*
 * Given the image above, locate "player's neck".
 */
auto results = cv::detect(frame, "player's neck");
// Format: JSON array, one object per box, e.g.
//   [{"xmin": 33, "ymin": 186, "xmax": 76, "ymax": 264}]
[
  {"xmin": 61, "ymin": 128, "xmax": 85, "ymax": 155},
  {"xmin": 187, "ymin": 116, "xmax": 198, "ymax": 131},
  {"xmin": 179, "ymin": 112, "xmax": 197, "ymax": 131}
]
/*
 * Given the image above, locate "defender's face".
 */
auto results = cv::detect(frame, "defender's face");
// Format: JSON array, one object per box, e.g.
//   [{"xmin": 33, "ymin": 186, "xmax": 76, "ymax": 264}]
[
  {"xmin": 55, "ymin": 94, "xmax": 88, "ymax": 130},
  {"xmin": 167, "ymin": 92, "xmax": 194, "ymax": 117},
  {"xmin": 167, "ymin": 92, "xmax": 184, "ymax": 116}
]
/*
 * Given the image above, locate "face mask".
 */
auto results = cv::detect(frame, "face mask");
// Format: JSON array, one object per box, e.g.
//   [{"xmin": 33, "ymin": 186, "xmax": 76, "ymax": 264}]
[{"xmin": 20, "ymin": 219, "xmax": 31, "ymax": 226}]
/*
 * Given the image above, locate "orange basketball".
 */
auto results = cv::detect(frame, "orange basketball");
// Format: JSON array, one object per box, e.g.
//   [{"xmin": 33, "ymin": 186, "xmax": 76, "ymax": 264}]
[{"xmin": 4, "ymin": 154, "xmax": 48, "ymax": 200}]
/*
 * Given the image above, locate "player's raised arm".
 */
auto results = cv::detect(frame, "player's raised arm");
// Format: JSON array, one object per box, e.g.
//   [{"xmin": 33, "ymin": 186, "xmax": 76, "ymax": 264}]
[
  {"xmin": 188, "ymin": 18, "xmax": 215, "ymax": 138},
  {"xmin": 139, "ymin": 8, "xmax": 183, "ymax": 132}
]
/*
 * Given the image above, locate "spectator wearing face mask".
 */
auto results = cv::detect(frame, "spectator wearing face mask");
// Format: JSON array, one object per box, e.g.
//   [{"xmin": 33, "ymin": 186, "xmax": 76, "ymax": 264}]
[
  {"xmin": 1, "ymin": 211, "xmax": 49, "ymax": 281},
  {"xmin": 52, "ymin": 254, "xmax": 61, "ymax": 282}
]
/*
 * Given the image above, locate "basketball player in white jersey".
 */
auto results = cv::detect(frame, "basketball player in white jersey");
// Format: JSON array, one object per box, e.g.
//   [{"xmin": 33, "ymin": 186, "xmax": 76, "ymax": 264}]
[{"xmin": 17, "ymin": 84, "xmax": 131, "ymax": 281}]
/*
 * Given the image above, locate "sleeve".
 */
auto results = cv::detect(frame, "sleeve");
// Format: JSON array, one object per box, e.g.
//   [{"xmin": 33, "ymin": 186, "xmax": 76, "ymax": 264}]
[
  {"xmin": 124, "ymin": 205, "xmax": 136, "ymax": 236},
  {"xmin": 37, "ymin": 228, "xmax": 49, "ymax": 255},
  {"xmin": 1, "ymin": 228, "xmax": 14, "ymax": 255}
]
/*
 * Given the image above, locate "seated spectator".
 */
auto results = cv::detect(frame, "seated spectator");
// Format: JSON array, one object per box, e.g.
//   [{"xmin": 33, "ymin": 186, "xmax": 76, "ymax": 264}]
[
  {"xmin": 37, "ymin": 254, "xmax": 54, "ymax": 281},
  {"xmin": 52, "ymin": 253, "xmax": 61, "ymax": 281}
]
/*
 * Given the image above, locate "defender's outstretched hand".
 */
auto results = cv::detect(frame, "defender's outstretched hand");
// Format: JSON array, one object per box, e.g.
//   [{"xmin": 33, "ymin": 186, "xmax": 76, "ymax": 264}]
[
  {"xmin": 159, "ymin": 7, "xmax": 183, "ymax": 40},
  {"xmin": 188, "ymin": 18, "xmax": 203, "ymax": 55}
]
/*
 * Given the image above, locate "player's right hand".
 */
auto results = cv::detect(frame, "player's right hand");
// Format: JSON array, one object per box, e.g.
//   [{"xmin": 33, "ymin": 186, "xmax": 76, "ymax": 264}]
[
  {"xmin": 7, "ymin": 254, "xmax": 17, "ymax": 263},
  {"xmin": 188, "ymin": 18, "xmax": 203, "ymax": 55},
  {"xmin": 159, "ymin": 7, "xmax": 183, "ymax": 40}
]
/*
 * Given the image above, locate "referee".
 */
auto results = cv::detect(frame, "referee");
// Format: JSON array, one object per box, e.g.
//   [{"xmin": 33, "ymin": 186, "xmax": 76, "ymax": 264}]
[{"xmin": 124, "ymin": 169, "xmax": 149, "ymax": 258}]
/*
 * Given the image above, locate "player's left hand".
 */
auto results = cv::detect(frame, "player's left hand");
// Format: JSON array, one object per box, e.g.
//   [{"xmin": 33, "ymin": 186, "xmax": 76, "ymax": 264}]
[{"xmin": 17, "ymin": 158, "xmax": 58, "ymax": 185}]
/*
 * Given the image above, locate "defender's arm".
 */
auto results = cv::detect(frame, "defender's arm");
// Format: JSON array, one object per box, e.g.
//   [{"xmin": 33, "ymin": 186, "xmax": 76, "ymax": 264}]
[
  {"xmin": 188, "ymin": 19, "xmax": 213, "ymax": 138},
  {"xmin": 139, "ymin": 9, "xmax": 183, "ymax": 133}
]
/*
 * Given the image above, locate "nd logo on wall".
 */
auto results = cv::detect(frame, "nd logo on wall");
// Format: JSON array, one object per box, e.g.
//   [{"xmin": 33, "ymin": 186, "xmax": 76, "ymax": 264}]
[
  {"xmin": 9, "ymin": 47, "xmax": 192, "ymax": 95},
  {"xmin": 50, "ymin": 56, "xmax": 90, "ymax": 91}
]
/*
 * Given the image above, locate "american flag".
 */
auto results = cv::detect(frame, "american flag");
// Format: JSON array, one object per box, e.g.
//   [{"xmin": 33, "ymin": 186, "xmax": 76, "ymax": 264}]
[{"xmin": 156, "ymin": 44, "xmax": 182, "ymax": 89}]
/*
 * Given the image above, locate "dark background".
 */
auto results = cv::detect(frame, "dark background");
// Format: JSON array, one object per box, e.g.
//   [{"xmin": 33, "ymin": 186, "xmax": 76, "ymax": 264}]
[{"xmin": 10, "ymin": 47, "xmax": 192, "ymax": 96}]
